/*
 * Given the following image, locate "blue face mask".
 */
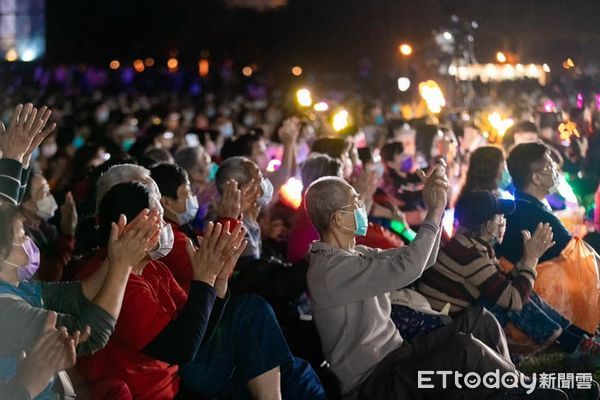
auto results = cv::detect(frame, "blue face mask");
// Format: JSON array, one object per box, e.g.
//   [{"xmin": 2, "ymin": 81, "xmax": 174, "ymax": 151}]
[
  {"xmin": 72, "ymin": 135, "xmax": 85, "ymax": 150},
  {"xmin": 499, "ymin": 169, "xmax": 513, "ymax": 191},
  {"xmin": 340, "ymin": 205, "xmax": 369, "ymax": 236},
  {"xmin": 375, "ymin": 115, "xmax": 385, "ymax": 126},
  {"xmin": 122, "ymin": 138, "xmax": 136, "ymax": 152},
  {"xmin": 208, "ymin": 163, "xmax": 219, "ymax": 182}
]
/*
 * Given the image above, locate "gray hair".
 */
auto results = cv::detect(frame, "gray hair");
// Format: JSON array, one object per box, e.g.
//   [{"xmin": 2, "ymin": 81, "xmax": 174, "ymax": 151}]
[
  {"xmin": 95, "ymin": 164, "xmax": 158, "ymax": 215},
  {"xmin": 301, "ymin": 153, "xmax": 344, "ymax": 191},
  {"xmin": 304, "ymin": 177, "xmax": 353, "ymax": 234},
  {"xmin": 175, "ymin": 146, "xmax": 204, "ymax": 173},
  {"xmin": 215, "ymin": 156, "xmax": 256, "ymax": 194}
]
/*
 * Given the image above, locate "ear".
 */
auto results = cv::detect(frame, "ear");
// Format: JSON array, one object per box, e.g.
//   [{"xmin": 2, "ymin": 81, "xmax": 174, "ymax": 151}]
[{"xmin": 530, "ymin": 171, "xmax": 541, "ymax": 186}]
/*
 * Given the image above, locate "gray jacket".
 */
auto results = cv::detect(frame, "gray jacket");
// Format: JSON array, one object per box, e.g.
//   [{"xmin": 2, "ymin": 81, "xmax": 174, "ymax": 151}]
[{"xmin": 307, "ymin": 219, "xmax": 441, "ymax": 396}]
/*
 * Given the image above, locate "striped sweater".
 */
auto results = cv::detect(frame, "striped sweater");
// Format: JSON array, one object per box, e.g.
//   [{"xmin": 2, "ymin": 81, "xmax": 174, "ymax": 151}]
[
  {"xmin": 0, "ymin": 158, "xmax": 30, "ymax": 205},
  {"xmin": 417, "ymin": 234, "xmax": 536, "ymax": 314}
]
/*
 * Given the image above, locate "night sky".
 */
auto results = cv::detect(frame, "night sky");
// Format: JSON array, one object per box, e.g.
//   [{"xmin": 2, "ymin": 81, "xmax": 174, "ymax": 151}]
[{"xmin": 46, "ymin": 0, "xmax": 600, "ymax": 73}]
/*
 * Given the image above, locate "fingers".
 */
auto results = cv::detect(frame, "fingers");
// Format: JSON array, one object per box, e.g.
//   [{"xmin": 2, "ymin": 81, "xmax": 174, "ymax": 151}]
[
  {"xmin": 20, "ymin": 103, "xmax": 34, "ymax": 128},
  {"xmin": 9, "ymin": 104, "xmax": 23, "ymax": 128},
  {"xmin": 185, "ymin": 237, "xmax": 197, "ymax": 260},
  {"xmin": 30, "ymin": 107, "xmax": 50, "ymax": 136},
  {"xmin": 416, "ymin": 169, "xmax": 427, "ymax": 182},
  {"xmin": 78, "ymin": 325, "xmax": 91, "ymax": 345},
  {"xmin": 521, "ymin": 230, "xmax": 532, "ymax": 242},
  {"xmin": 43, "ymin": 311, "xmax": 58, "ymax": 333},
  {"xmin": 24, "ymin": 107, "xmax": 38, "ymax": 134},
  {"xmin": 109, "ymin": 222, "xmax": 119, "ymax": 244}
]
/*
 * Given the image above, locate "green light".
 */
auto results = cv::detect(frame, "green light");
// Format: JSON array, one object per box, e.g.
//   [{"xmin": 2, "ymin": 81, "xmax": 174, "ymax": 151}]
[{"xmin": 390, "ymin": 219, "xmax": 417, "ymax": 242}]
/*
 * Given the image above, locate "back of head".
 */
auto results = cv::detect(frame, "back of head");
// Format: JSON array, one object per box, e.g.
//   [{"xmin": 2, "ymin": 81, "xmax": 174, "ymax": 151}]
[
  {"xmin": 304, "ymin": 176, "xmax": 352, "ymax": 235},
  {"xmin": 145, "ymin": 147, "xmax": 174, "ymax": 164},
  {"xmin": 507, "ymin": 142, "xmax": 548, "ymax": 192},
  {"xmin": 311, "ymin": 138, "xmax": 349, "ymax": 160},
  {"xmin": 462, "ymin": 146, "xmax": 505, "ymax": 195},
  {"xmin": 175, "ymin": 146, "xmax": 202, "ymax": 173},
  {"xmin": 215, "ymin": 156, "xmax": 255, "ymax": 194},
  {"xmin": 97, "ymin": 182, "xmax": 150, "ymax": 247},
  {"xmin": 301, "ymin": 153, "xmax": 343, "ymax": 189},
  {"xmin": 95, "ymin": 163, "xmax": 152, "ymax": 215},
  {"xmin": 220, "ymin": 134, "xmax": 260, "ymax": 160},
  {"xmin": 150, "ymin": 163, "xmax": 188, "ymax": 200}
]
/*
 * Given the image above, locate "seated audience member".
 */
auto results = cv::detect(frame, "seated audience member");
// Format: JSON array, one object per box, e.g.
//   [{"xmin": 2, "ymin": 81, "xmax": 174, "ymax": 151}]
[
  {"xmin": 75, "ymin": 182, "xmax": 246, "ymax": 400},
  {"xmin": 20, "ymin": 174, "xmax": 78, "ymax": 282},
  {"xmin": 497, "ymin": 142, "xmax": 572, "ymax": 263},
  {"xmin": 418, "ymin": 191, "xmax": 600, "ymax": 363},
  {"xmin": 458, "ymin": 146, "xmax": 511, "ymax": 199},
  {"xmin": 0, "ymin": 200, "xmax": 157, "ymax": 400},
  {"xmin": 150, "ymin": 163, "xmax": 325, "ymax": 400},
  {"xmin": 214, "ymin": 156, "xmax": 269, "ymax": 264},
  {"xmin": 220, "ymin": 117, "xmax": 299, "ymax": 189},
  {"xmin": 288, "ymin": 153, "xmax": 402, "ymax": 264},
  {"xmin": 304, "ymin": 171, "xmax": 566, "ymax": 399},
  {"xmin": 380, "ymin": 141, "xmax": 425, "ymax": 213},
  {"xmin": 88, "ymin": 164, "xmax": 323, "ymax": 399},
  {"xmin": 175, "ymin": 145, "xmax": 218, "ymax": 228}
]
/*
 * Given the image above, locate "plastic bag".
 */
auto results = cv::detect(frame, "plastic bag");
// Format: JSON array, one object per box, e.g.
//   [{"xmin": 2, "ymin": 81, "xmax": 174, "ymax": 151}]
[{"xmin": 499, "ymin": 237, "xmax": 600, "ymax": 333}]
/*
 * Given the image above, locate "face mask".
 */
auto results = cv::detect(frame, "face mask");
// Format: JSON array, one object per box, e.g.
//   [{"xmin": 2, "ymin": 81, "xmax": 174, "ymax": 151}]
[
  {"xmin": 340, "ymin": 206, "xmax": 369, "ymax": 236},
  {"xmin": 149, "ymin": 223, "xmax": 174, "ymax": 260},
  {"xmin": 2, "ymin": 238, "xmax": 40, "ymax": 281},
  {"xmin": 537, "ymin": 169, "xmax": 560, "ymax": 194},
  {"xmin": 122, "ymin": 137, "xmax": 136, "ymax": 152},
  {"xmin": 208, "ymin": 163, "xmax": 219, "ymax": 182},
  {"xmin": 219, "ymin": 123, "xmax": 234, "ymax": 138},
  {"xmin": 400, "ymin": 156, "xmax": 413, "ymax": 173},
  {"xmin": 486, "ymin": 218, "xmax": 506, "ymax": 245},
  {"xmin": 257, "ymin": 178, "xmax": 274, "ymax": 208},
  {"xmin": 176, "ymin": 196, "xmax": 199, "ymax": 225},
  {"xmin": 375, "ymin": 115, "xmax": 385, "ymax": 126},
  {"xmin": 36, "ymin": 195, "xmax": 58, "ymax": 221},
  {"xmin": 499, "ymin": 169, "xmax": 513, "ymax": 191},
  {"xmin": 41, "ymin": 142, "xmax": 58, "ymax": 158},
  {"xmin": 243, "ymin": 116, "xmax": 256, "ymax": 127},
  {"xmin": 72, "ymin": 136, "xmax": 85, "ymax": 150}
]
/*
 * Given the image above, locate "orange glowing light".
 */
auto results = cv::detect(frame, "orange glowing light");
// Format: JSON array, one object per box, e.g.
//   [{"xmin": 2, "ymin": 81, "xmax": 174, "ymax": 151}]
[
  {"xmin": 291, "ymin": 66, "xmax": 303, "ymax": 76},
  {"xmin": 167, "ymin": 58, "xmax": 179, "ymax": 71},
  {"xmin": 198, "ymin": 59, "xmax": 209, "ymax": 77},
  {"xmin": 133, "ymin": 59, "xmax": 145, "ymax": 72},
  {"xmin": 109, "ymin": 60, "xmax": 120, "ymax": 70}
]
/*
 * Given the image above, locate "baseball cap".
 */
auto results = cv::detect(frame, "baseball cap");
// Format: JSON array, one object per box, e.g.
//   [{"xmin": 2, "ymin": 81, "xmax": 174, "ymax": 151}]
[{"xmin": 455, "ymin": 191, "xmax": 515, "ymax": 228}]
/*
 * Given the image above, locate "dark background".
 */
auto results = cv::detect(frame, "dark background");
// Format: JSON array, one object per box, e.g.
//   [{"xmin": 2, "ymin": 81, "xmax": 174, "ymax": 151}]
[{"xmin": 45, "ymin": 0, "xmax": 600, "ymax": 73}]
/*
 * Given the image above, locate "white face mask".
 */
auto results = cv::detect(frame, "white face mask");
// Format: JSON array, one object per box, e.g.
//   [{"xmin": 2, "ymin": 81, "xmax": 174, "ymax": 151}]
[
  {"xmin": 41, "ymin": 142, "xmax": 58, "ymax": 159},
  {"xmin": 36, "ymin": 195, "xmax": 58, "ymax": 221},
  {"xmin": 149, "ymin": 223, "xmax": 174, "ymax": 260},
  {"xmin": 257, "ymin": 178, "xmax": 274, "ymax": 208},
  {"xmin": 176, "ymin": 196, "xmax": 199, "ymax": 225}
]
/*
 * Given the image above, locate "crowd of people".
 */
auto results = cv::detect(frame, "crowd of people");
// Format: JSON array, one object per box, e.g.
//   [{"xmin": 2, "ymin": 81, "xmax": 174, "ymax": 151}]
[{"xmin": 1, "ymin": 64, "xmax": 600, "ymax": 400}]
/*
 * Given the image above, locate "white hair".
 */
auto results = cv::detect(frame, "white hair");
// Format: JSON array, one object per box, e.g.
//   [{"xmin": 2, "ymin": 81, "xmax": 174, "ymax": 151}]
[{"xmin": 95, "ymin": 164, "xmax": 159, "ymax": 215}]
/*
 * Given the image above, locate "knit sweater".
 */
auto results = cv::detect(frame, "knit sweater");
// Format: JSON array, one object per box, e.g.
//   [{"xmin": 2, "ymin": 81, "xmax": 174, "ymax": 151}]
[
  {"xmin": 417, "ymin": 234, "xmax": 536, "ymax": 314},
  {"xmin": 307, "ymin": 218, "xmax": 441, "ymax": 396},
  {"xmin": 0, "ymin": 158, "xmax": 30, "ymax": 205}
]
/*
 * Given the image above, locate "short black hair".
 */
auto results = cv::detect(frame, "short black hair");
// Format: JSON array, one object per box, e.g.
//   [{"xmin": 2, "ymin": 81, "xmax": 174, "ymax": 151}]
[
  {"xmin": 507, "ymin": 142, "xmax": 549, "ymax": 191},
  {"xmin": 311, "ymin": 138, "xmax": 349, "ymax": 160},
  {"xmin": 220, "ymin": 133, "xmax": 261, "ymax": 160},
  {"xmin": 380, "ymin": 142, "xmax": 404, "ymax": 163},
  {"xmin": 97, "ymin": 182, "xmax": 150, "ymax": 247},
  {"xmin": 150, "ymin": 163, "xmax": 188, "ymax": 200}
]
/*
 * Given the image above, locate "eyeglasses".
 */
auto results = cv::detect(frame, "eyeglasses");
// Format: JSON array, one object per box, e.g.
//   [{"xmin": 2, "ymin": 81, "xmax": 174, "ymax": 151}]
[{"xmin": 340, "ymin": 198, "xmax": 365, "ymax": 210}]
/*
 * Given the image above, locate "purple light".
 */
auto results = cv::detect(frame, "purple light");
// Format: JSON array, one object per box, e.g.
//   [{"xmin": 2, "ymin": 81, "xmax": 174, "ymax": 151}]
[
  {"xmin": 543, "ymin": 100, "xmax": 555, "ymax": 113},
  {"xmin": 576, "ymin": 93, "xmax": 584, "ymax": 109},
  {"xmin": 596, "ymin": 94, "xmax": 600, "ymax": 111}
]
